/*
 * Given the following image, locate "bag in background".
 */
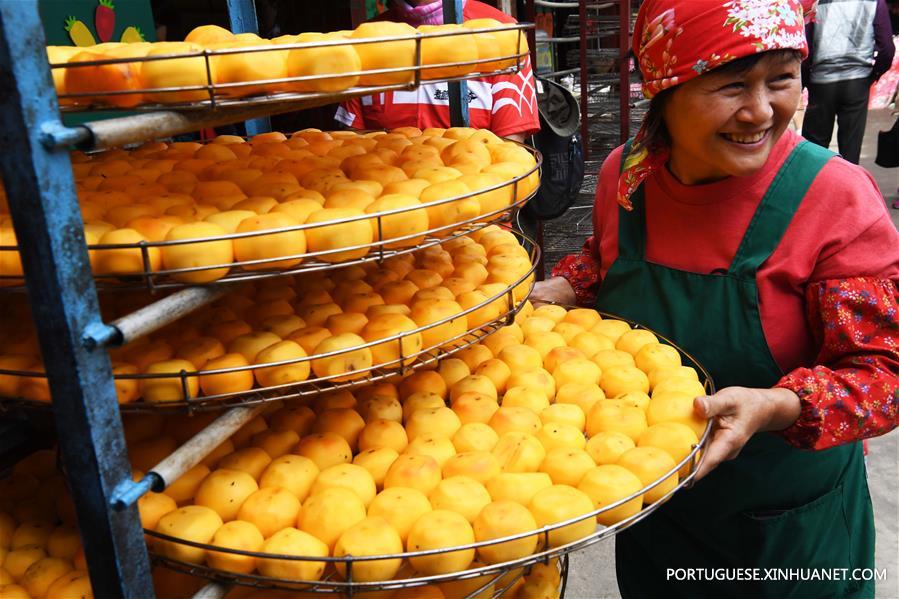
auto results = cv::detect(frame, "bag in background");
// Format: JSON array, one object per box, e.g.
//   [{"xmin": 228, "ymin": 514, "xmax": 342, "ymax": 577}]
[
  {"xmin": 526, "ymin": 78, "xmax": 585, "ymax": 220},
  {"xmin": 875, "ymin": 114, "xmax": 899, "ymax": 168}
]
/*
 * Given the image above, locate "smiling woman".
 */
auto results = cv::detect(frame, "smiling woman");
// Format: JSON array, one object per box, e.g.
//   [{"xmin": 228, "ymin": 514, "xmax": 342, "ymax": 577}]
[
  {"xmin": 651, "ymin": 49, "xmax": 804, "ymax": 184},
  {"xmin": 530, "ymin": 0, "xmax": 899, "ymax": 597}
]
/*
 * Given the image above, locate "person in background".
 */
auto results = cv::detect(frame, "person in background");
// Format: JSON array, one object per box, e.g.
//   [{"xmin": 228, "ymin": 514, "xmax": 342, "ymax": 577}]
[
  {"xmin": 802, "ymin": 0, "xmax": 895, "ymax": 163},
  {"xmin": 335, "ymin": 0, "xmax": 540, "ymax": 142}
]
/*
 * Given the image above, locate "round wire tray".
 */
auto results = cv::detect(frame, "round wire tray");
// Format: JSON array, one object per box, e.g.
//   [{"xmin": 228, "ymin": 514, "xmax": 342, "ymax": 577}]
[
  {"xmin": 146, "ymin": 311, "xmax": 716, "ymax": 595},
  {"xmin": 0, "ymin": 145, "xmax": 541, "ymax": 293},
  {"xmin": 53, "ymin": 24, "xmax": 532, "ymax": 113},
  {"xmin": 0, "ymin": 230, "xmax": 539, "ymax": 415}
]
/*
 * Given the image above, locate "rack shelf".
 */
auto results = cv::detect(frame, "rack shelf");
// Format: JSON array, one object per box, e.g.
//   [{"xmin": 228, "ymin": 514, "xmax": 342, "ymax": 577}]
[
  {"xmin": 46, "ymin": 24, "xmax": 533, "ymax": 152},
  {"xmin": 0, "ymin": 146, "xmax": 542, "ymax": 293},
  {"xmin": 55, "ymin": 25, "xmax": 529, "ymax": 112},
  {"xmin": 138, "ymin": 312, "xmax": 715, "ymax": 597},
  {"xmin": 0, "ymin": 230, "xmax": 539, "ymax": 414}
]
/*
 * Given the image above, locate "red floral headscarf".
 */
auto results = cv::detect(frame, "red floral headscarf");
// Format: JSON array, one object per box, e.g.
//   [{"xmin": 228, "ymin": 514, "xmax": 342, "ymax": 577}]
[{"xmin": 617, "ymin": 0, "xmax": 818, "ymax": 209}]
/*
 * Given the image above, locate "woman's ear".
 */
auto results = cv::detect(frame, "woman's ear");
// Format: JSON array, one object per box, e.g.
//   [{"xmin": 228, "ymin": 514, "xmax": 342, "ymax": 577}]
[{"xmin": 638, "ymin": 87, "xmax": 674, "ymax": 152}]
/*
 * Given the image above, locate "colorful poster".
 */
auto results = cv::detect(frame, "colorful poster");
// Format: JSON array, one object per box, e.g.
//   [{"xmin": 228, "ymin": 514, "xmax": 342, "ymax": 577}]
[
  {"xmin": 39, "ymin": 0, "xmax": 156, "ymax": 46},
  {"xmin": 38, "ymin": 1, "xmax": 156, "ymax": 125}
]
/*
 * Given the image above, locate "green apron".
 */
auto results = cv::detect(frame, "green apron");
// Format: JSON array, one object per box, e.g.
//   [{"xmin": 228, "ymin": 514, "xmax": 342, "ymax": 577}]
[{"xmin": 596, "ymin": 141, "xmax": 876, "ymax": 598}]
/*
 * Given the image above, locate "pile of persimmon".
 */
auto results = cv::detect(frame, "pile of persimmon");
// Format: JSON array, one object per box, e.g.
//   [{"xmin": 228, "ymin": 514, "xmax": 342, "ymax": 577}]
[
  {"xmin": 0, "ymin": 225, "xmax": 534, "ymax": 404},
  {"xmin": 123, "ymin": 304, "xmax": 703, "ymax": 589},
  {"xmin": 48, "ymin": 20, "xmax": 527, "ymax": 108},
  {"xmin": 0, "ymin": 127, "xmax": 539, "ymax": 286}
]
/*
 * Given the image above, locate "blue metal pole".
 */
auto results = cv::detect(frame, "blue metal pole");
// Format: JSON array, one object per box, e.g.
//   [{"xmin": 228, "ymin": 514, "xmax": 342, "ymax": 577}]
[
  {"xmin": 0, "ymin": 3, "xmax": 153, "ymax": 598},
  {"xmin": 226, "ymin": 0, "xmax": 272, "ymax": 137},
  {"xmin": 444, "ymin": 0, "xmax": 470, "ymax": 127}
]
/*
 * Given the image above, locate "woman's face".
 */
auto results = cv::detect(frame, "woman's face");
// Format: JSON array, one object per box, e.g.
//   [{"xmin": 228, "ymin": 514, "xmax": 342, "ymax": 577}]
[{"xmin": 662, "ymin": 53, "xmax": 801, "ymax": 185}]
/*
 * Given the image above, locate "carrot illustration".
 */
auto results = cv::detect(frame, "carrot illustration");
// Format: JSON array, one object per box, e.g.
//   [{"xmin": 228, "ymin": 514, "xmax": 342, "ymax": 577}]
[
  {"xmin": 95, "ymin": 0, "xmax": 116, "ymax": 42},
  {"xmin": 65, "ymin": 16, "xmax": 96, "ymax": 47}
]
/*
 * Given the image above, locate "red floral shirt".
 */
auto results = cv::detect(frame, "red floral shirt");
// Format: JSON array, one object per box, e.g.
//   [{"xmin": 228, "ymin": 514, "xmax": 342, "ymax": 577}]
[
  {"xmin": 553, "ymin": 237, "xmax": 602, "ymax": 308},
  {"xmin": 775, "ymin": 278, "xmax": 899, "ymax": 450}
]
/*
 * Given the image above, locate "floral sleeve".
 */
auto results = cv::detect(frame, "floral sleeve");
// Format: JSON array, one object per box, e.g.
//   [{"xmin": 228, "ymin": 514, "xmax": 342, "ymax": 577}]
[
  {"xmin": 775, "ymin": 277, "xmax": 899, "ymax": 450},
  {"xmin": 550, "ymin": 237, "xmax": 602, "ymax": 307}
]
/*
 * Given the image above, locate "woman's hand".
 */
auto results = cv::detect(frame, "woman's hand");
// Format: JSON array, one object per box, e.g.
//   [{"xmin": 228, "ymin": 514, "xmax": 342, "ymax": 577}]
[
  {"xmin": 530, "ymin": 277, "xmax": 577, "ymax": 306},
  {"xmin": 692, "ymin": 387, "xmax": 802, "ymax": 481}
]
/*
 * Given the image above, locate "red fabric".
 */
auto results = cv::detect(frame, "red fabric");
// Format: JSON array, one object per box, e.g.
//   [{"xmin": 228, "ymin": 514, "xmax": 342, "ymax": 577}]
[
  {"xmin": 634, "ymin": 0, "xmax": 812, "ymax": 99},
  {"xmin": 553, "ymin": 129, "xmax": 899, "ymax": 448},
  {"xmin": 870, "ymin": 45, "xmax": 899, "ymax": 109},
  {"xmin": 552, "ymin": 237, "xmax": 602, "ymax": 307},
  {"xmin": 618, "ymin": 0, "xmax": 816, "ymax": 209},
  {"xmin": 775, "ymin": 278, "xmax": 899, "ymax": 450},
  {"xmin": 335, "ymin": 1, "xmax": 540, "ymax": 138}
]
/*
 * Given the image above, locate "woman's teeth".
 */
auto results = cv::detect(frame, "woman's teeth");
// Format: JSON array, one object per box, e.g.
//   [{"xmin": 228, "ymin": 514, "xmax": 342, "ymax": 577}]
[{"xmin": 722, "ymin": 130, "xmax": 767, "ymax": 144}]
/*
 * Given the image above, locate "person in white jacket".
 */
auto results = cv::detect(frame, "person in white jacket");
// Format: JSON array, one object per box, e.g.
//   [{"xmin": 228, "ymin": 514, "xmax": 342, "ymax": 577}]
[{"xmin": 802, "ymin": 0, "xmax": 896, "ymax": 163}]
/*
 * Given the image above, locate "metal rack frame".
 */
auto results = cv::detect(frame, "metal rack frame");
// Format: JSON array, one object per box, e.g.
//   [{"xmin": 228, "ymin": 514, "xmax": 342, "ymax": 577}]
[
  {"xmin": 0, "ymin": 4, "xmax": 152, "ymax": 596},
  {"xmin": 191, "ymin": 553, "xmax": 565, "ymax": 599},
  {"xmin": 445, "ymin": 0, "xmax": 471, "ymax": 127},
  {"xmin": 524, "ymin": 0, "xmax": 632, "ymax": 159},
  {"xmin": 0, "ymin": 1, "xmax": 531, "ymax": 597},
  {"xmin": 225, "ymin": 0, "xmax": 270, "ymax": 136}
]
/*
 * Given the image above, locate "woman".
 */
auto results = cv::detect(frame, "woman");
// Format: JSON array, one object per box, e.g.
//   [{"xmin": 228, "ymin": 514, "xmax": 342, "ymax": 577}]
[{"xmin": 532, "ymin": 0, "xmax": 899, "ymax": 597}]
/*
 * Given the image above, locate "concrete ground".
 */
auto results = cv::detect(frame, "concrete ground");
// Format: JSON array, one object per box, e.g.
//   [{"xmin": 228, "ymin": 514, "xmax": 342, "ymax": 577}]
[{"xmin": 561, "ymin": 109, "xmax": 899, "ymax": 598}]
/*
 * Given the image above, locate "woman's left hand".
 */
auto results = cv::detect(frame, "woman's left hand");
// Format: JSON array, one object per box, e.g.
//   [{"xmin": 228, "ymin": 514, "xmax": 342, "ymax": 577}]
[
  {"xmin": 692, "ymin": 387, "xmax": 802, "ymax": 481},
  {"xmin": 529, "ymin": 277, "xmax": 577, "ymax": 306}
]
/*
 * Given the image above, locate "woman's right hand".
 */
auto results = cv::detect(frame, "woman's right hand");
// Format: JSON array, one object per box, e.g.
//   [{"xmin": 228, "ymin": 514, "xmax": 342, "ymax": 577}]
[{"xmin": 529, "ymin": 276, "xmax": 577, "ymax": 306}]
